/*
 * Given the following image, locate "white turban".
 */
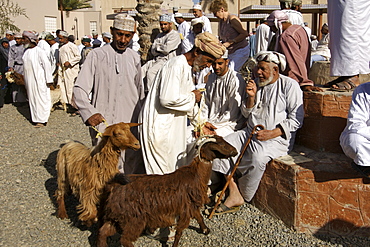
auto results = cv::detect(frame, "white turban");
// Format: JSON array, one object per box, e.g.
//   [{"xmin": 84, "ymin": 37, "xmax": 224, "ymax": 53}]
[{"xmin": 254, "ymin": 51, "xmax": 287, "ymax": 71}]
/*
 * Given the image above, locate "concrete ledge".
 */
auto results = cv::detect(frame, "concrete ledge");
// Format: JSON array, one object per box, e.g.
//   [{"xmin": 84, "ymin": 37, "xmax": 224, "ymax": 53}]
[
  {"xmin": 252, "ymin": 148, "xmax": 370, "ymax": 237},
  {"xmin": 309, "ymin": 61, "xmax": 370, "ymax": 86}
]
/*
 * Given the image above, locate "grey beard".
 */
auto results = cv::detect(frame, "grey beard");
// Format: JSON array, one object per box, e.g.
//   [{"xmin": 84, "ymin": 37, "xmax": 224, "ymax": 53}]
[
  {"xmin": 23, "ymin": 43, "xmax": 30, "ymax": 49},
  {"xmin": 257, "ymin": 74, "xmax": 274, "ymax": 87}
]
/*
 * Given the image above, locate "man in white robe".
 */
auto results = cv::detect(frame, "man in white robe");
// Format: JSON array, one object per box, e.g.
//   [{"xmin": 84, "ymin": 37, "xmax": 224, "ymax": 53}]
[
  {"xmin": 211, "ymin": 51, "xmax": 304, "ymax": 212},
  {"xmin": 255, "ymin": 19, "xmax": 270, "ymax": 54},
  {"xmin": 194, "ymin": 50, "xmax": 246, "ymax": 138},
  {"xmin": 22, "ymin": 31, "xmax": 53, "ymax": 127},
  {"xmin": 280, "ymin": 0, "xmax": 304, "ymax": 26},
  {"xmin": 325, "ymin": 0, "xmax": 370, "ymax": 90},
  {"xmin": 140, "ymin": 32, "xmax": 226, "ymax": 175},
  {"xmin": 58, "ymin": 30, "xmax": 81, "ymax": 110},
  {"xmin": 45, "ymin": 33, "xmax": 59, "ymax": 75},
  {"xmin": 174, "ymin": 13, "xmax": 193, "ymax": 54},
  {"xmin": 192, "ymin": 4, "xmax": 212, "ymax": 33},
  {"xmin": 74, "ymin": 14, "xmax": 145, "ymax": 174},
  {"xmin": 141, "ymin": 14, "xmax": 181, "ymax": 93},
  {"xmin": 340, "ymin": 82, "xmax": 370, "ymax": 178}
]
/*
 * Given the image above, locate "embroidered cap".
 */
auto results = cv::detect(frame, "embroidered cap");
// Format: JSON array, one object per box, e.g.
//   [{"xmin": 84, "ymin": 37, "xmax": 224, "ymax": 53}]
[{"xmin": 113, "ymin": 13, "xmax": 136, "ymax": 32}]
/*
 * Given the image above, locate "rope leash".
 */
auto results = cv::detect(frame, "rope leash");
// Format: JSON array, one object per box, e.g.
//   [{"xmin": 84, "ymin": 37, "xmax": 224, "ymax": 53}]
[
  {"xmin": 90, "ymin": 119, "xmax": 109, "ymax": 138},
  {"xmin": 194, "ymin": 88, "xmax": 207, "ymax": 137}
]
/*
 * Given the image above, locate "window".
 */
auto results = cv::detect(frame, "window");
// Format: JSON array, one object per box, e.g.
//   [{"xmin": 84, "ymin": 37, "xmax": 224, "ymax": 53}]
[
  {"xmin": 90, "ymin": 21, "xmax": 97, "ymax": 35},
  {"xmin": 45, "ymin": 16, "xmax": 57, "ymax": 33}
]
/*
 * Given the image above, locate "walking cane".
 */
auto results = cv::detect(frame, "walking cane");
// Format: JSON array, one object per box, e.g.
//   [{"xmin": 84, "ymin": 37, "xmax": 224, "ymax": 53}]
[{"xmin": 208, "ymin": 124, "xmax": 265, "ymax": 219}]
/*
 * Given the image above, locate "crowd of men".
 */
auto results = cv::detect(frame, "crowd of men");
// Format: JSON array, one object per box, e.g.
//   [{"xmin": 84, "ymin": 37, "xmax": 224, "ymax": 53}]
[{"xmin": 1, "ymin": 0, "xmax": 369, "ymax": 231}]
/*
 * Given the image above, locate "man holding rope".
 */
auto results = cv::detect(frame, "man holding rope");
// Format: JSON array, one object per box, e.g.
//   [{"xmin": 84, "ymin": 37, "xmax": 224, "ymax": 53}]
[
  {"xmin": 210, "ymin": 51, "xmax": 304, "ymax": 214},
  {"xmin": 73, "ymin": 14, "xmax": 145, "ymax": 174}
]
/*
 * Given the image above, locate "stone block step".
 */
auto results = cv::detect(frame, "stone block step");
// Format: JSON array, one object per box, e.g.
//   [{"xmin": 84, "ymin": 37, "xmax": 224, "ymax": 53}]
[{"xmin": 252, "ymin": 146, "xmax": 370, "ymax": 237}]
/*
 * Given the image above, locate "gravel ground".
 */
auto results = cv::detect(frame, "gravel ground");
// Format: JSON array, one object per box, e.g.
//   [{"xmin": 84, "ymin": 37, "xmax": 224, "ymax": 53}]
[{"xmin": 1, "ymin": 103, "xmax": 369, "ymax": 247}]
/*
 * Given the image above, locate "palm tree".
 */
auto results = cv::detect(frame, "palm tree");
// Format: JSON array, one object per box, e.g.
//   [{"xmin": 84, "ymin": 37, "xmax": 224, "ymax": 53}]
[
  {"xmin": 0, "ymin": 0, "xmax": 27, "ymax": 34},
  {"xmin": 58, "ymin": 0, "xmax": 92, "ymax": 30}
]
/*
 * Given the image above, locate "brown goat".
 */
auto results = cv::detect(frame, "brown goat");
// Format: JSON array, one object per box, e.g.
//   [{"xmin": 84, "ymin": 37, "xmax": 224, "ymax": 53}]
[
  {"xmin": 55, "ymin": 122, "xmax": 141, "ymax": 226},
  {"xmin": 97, "ymin": 135, "xmax": 238, "ymax": 247}
]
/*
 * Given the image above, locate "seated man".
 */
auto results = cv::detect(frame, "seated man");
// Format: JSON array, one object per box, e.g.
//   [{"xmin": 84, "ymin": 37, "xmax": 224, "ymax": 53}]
[
  {"xmin": 141, "ymin": 14, "xmax": 181, "ymax": 93},
  {"xmin": 211, "ymin": 51, "xmax": 304, "ymax": 213},
  {"xmin": 340, "ymin": 82, "xmax": 370, "ymax": 178},
  {"xmin": 193, "ymin": 50, "xmax": 246, "ymax": 137}
]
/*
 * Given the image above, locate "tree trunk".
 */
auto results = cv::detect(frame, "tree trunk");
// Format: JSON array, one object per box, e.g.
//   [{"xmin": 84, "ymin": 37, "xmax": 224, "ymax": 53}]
[
  {"xmin": 60, "ymin": 3, "xmax": 64, "ymax": 30},
  {"xmin": 135, "ymin": 0, "xmax": 163, "ymax": 64}
]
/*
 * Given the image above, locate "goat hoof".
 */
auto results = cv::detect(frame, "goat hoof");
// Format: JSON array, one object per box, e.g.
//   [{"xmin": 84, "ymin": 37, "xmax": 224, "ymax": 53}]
[{"xmin": 202, "ymin": 228, "xmax": 210, "ymax": 235}]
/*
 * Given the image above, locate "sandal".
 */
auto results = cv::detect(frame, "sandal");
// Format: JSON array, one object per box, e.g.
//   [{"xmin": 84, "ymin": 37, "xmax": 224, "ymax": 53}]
[
  {"xmin": 329, "ymin": 78, "xmax": 358, "ymax": 92},
  {"xmin": 204, "ymin": 203, "xmax": 240, "ymax": 216},
  {"xmin": 33, "ymin": 123, "xmax": 45, "ymax": 128}
]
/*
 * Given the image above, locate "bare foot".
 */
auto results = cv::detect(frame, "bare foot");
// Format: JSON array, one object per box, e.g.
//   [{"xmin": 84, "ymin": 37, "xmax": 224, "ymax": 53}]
[{"xmin": 223, "ymin": 178, "xmax": 244, "ymax": 208}]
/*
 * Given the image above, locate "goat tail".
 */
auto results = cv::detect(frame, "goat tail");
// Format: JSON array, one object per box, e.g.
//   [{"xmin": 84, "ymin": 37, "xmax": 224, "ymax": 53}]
[{"xmin": 55, "ymin": 147, "xmax": 69, "ymax": 219}]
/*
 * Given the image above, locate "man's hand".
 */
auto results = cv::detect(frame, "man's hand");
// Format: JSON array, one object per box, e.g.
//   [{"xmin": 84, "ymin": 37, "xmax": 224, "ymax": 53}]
[
  {"xmin": 255, "ymin": 128, "xmax": 283, "ymax": 141},
  {"xmin": 301, "ymin": 85, "xmax": 323, "ymax": 92},
  {"xmin": 202, "ymin": 122, "xmax": 217, "ymax": 135},
  {"xmin": 86, "ymin": 113, "xmax": 105, "ymax": 127},
  {"xmin": 245, "ymin": 80, "xmax": 257, "ymax": 108},
  {"xmin": 192, "ymin": 89, "xmax": 202, "ymax": 103},
  {"xmin": 194, "ymin": 122, "xmax": 217, "ymax": 138},
  {"xmin": 64, "ymin": 61, "xmax": 72, "ymax": 69},
  {"xmin": 246, "ymin": 79, "xmax": 257, "ymax": 97}
]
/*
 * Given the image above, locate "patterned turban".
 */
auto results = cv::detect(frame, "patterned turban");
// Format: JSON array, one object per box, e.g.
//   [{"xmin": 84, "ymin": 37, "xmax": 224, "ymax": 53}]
[
  {"xmin": 254, "ymin": 51, "xmax": 287, "ymax": 71},
  {"xmin": 22, "ymin": 31, "xmax": 38, "ymax": 44},
  {"xmin": 113, "ymin": 14, "xmax": 136, "ymax": 32},
  {"xmin": 45, "ymin": 33, "xmax": 56, "ymax": 41},
  {"xmin": 194, "ymin": 32, "xmax": 226, "ymax": 59},
  {"xmin": 159, "ymin": 14, "xmax": 172, "ymax": 23},
  {"xmin": 59, "ymin": 30, "xmax": 69, "ymax": 37}
]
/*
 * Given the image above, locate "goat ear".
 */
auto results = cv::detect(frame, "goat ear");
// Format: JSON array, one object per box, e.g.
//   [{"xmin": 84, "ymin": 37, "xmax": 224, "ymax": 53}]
[
  {"xmin": 128, "ymin": 123, "xmax": 142, "ymax": 128},
  {"xmin": 102, "ymin": 126, "xmax": 114, "ymax": 137}
]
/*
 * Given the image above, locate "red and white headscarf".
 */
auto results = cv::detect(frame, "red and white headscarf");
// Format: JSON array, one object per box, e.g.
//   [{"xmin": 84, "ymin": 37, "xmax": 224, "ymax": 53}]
[{"xmin": 22, "ymin": 31, "xmax": 38, "ymax": 44}]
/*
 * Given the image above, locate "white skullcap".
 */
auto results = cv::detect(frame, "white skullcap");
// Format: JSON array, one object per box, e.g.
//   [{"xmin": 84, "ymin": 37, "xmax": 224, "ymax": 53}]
[
  {"xmin": 159, "ymin": 14, "xmax": 172, "ymax": 23},
  {"xmin": 102, "ymin": 32, "xmax": 112, "ymax": 39},
  {"xmin": 254, "ymin": 51, "xmax": 287, "ymax": 71},
  {"xmin": 59, "ymin": 30, "xmax": 69, "ymax": 37},
  {"xmin": 193, "ymin": 4, "xmax": 202, "ymax": 10},
  {"xmin": 13, "ymin": 32, "xmax": 22, "ymax": 38},
  {"xmin": 113, "ymin": 13, "xmax": 136, "ymax": 32},
  {"xmin": 92, "ymin": 30, "xmax": 98, "ymax": 36},
  {"xmin": 174, "ymin": 13, "xmax": 183, "ymax": 18},
  {"xmin": 221, "ymin": 50, "xmax": 229, "ymax": 59},
  {"xmin": 191, "ymin": 18, "xmax": 204, "ymax": 26},
  {"xmin": 6, "ymin": 30, "xmax": 14, "ymax": 35}
]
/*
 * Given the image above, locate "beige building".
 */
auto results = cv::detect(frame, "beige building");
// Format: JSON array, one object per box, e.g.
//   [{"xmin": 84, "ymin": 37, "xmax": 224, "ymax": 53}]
[{"xmin": 9, "ymin": 0, "xmax": 327, "ymax": 41}]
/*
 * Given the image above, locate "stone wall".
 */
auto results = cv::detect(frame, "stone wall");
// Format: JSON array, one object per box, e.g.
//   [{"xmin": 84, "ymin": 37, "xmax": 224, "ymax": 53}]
[{"xmin": 253, "ymin": 151, "xmax": 370, "ymax": 237}]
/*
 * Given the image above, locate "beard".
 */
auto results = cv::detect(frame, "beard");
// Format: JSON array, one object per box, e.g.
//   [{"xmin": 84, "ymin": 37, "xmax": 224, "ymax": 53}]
[
  {"xmin": 193, "ymin": 55, "xmax": 205, "ymax": 73},
  {"xmin": 257, "ymin": 73, "xmax": 274, "ymax": 87},
  {"xmin": 23, "ymin": 43, "xmax": 30, "ymax": 49}
]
